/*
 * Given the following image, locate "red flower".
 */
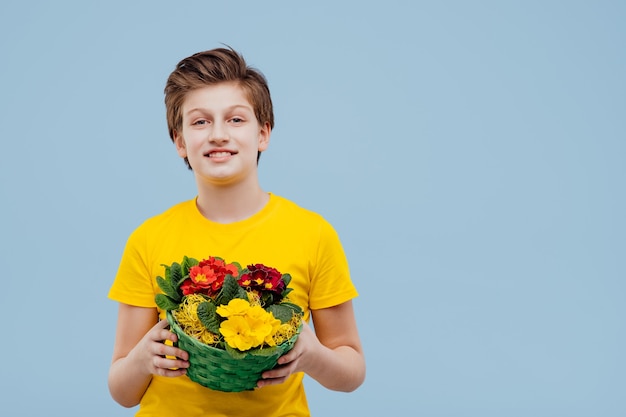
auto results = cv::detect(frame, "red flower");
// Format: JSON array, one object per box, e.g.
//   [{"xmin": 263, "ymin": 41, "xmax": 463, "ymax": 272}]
[
  {"xmin": 238, "ymin": 264, "xmax": 285, "ymax": 296},
  {"xmin": 181, "ymin": 257, "xmax": 239, "ymax": 297}
]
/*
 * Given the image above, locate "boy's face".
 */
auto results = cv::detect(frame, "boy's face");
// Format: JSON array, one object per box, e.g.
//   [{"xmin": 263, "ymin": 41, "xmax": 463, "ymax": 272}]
[{"xmin": 174, "ymin": 82, "xmax": 270, "ymax": 186}]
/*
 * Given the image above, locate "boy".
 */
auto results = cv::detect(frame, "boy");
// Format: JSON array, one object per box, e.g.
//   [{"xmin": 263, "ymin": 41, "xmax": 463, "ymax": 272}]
[{"xmin": 107, "ymin": 47, "xmax": 365, "ymax": 416}]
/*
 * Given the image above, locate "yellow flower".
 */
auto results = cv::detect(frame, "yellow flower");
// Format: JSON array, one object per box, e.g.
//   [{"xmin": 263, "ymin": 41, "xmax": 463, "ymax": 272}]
[
  {"xmin": 248, "ymin": 306, "xmax": 281, "ymax": 347},
  {"xmin": 220, "ymin": 315, "xmax": 259, "ymax": 351},
  {"xmin": 217, "ymin": 299, "xmax": 282, "ymax": 350},
  {"xmin": 264, "ymin": 318, "xmax": 282, "ymax": 346},
  {"xmin": 246, "ymin": 304, "xmax": 270, "ymax": 320},
  {"xmin": 216, "ymin": 298, "xmax": 251, "ymax": 317}
]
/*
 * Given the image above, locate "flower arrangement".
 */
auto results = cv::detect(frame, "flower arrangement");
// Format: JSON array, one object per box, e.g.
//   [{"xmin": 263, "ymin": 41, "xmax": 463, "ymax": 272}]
[{"xmin": 155, "ymin": 256, "xmax": 303, "ymax": 392}]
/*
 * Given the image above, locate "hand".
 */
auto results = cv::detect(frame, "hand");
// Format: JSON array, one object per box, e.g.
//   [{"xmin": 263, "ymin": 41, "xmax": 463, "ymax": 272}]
[
  {"xmin": 130, "ymin": 319, "xmax": 190, "ymax": 378},
  {"xmin": 256, "ymin": 322, "xmax": 317, "ymax": 388},
  {"xmin": 256, "ymin": 301, "xmax": 365, "ymax": 392}
]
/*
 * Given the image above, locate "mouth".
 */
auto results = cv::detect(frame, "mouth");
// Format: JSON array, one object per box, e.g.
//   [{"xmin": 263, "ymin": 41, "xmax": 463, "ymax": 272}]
[{"xmin": 205, "ymin": 150, "xmax": 236, "ymax": 158}]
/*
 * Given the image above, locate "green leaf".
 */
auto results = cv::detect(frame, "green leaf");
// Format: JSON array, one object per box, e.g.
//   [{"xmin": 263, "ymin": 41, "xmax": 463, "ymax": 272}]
[
  {"xmin": 248, "ymin": 345, "xmax": 281, "ymax": 357},
  {"xmin": 169, "ymin": 262, "xmax": 184, "ymax": 286},
  {"xmin": 156, "ymin": 275, "xmax": 181, "ymax": 302},
  {"xmin": 224, "ymin": 344, "xmax": 248, "ymax": 359},
  {"xmin": 267, "ymin": 303, "xmax": 300, "ymax": 323},
  {"xmin": 156, "ymin": 275, "xmax": 169, "ymax": 292},
  {"xmin": 162, "ymin": 264, "xmax": 171, "ymax": 279},
  {"xmin": 280, "ymin": 302, "xmax": 303, "ymax": 313},
  {"xmin": 281, "ymin": 273, "xmax": 292, "ymax": 287},
  {"xmin": 281, "ymin": 288, "xmax": 293, "ymax": 299},
  {"xmin": 155, "ymin": 294, "xmax": 180, "ymax": 311},
  {"xmin": 181, "ymin": 256, "xmax": 198, "ymax": 276},
  {"xmin": 215, "ymin": 275, "xmax": 247, "ymax": 305},
  {"xmin": 197, "ymin": 301, "xmax": 221, "ymax": 334},
  {"xmin": 279, "ymin": 302, "xmax": 303, "ymax": 315}
]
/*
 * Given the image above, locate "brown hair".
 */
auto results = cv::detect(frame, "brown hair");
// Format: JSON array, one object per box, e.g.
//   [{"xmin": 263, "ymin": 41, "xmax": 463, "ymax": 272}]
[{"xmin": 164, "ymin": 47, "xmax": 274, "ymax": 168}]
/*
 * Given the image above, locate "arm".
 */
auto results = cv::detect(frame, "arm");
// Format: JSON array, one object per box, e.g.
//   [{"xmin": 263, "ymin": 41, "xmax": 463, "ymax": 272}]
[
  {"xmin": 259, "ymin": 300, "xmax": 366, "ymax": 392},
  {"xmin": 108, "ymin": 303, "xmax": 190, "ymax": 408}
]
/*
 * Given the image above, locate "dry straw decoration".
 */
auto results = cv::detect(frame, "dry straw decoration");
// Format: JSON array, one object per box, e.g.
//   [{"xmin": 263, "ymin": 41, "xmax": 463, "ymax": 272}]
[{"xmin": 156, "ymin": 256, "xmax": 302, "ymax": 392}]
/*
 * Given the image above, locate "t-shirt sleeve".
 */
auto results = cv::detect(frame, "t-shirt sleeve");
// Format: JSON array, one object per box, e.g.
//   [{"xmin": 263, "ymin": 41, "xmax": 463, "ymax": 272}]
[
  {"xmin": 108, "ymin": 225, "xmax": 157, "ymax": 307},
  {"xmin": 308, "ymin": 220, "xmax": 358, "ymax": 310}
]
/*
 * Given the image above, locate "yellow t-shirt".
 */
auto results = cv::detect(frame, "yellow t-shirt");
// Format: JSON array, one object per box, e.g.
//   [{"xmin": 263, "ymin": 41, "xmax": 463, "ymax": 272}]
[{"xmin": 108, "ymin": 193, "xmax": 358, "ymax": 417}]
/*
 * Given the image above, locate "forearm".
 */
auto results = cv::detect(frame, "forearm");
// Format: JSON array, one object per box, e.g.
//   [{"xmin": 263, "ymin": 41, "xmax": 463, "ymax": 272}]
[
  {"xmin": 108, "ymin": 350, "xmax": 152, "ymax": 408},
  {"xmin": 109, "ymin": 308, "xmax": 190, "ymax": 407},
  {"xmin": 305, "ymin": 343, "xmax": 366, "ymax": 392}
]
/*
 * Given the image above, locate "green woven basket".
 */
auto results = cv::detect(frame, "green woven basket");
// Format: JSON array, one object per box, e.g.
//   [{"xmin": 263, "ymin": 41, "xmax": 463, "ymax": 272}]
[{"xmin": 166, "ymin": 310, "xmax": 299, "ymax": 392}]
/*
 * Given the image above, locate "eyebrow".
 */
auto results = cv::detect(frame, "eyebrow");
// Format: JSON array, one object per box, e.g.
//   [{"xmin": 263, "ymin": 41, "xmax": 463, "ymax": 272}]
[{"xmin": 184, "ymin": 104, "xmax": 253, "ymax": 116}]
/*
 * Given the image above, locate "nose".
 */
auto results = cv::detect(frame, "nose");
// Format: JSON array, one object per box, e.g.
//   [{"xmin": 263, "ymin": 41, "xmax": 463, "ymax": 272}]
[{"xmin": 210, "ymin": 120, "xmax": 229, "ymax": 143}]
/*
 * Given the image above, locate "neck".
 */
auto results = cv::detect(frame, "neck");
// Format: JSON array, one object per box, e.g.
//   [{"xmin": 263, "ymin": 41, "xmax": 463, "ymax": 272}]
[{"xmin": 195, "ymin": 179, "xmax": 269, "ymax": 224}]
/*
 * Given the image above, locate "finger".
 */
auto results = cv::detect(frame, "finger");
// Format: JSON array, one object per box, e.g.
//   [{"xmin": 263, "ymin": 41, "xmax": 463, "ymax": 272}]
[
  {"xmin": 155, "ymin": 318, "xmax": 170, "ymax": 328},
  {"xmin": 151, "ymin": 320, "xmax": 179, "ymax": 344},
  {"xmin": 257, "ymin": 373, "xmax": 289, "ymax": 388},
  {"xmin": 276, "ymin": 347, "xmax": 300, "ymax": 365},
  {"xmin": 153, "ymin": 355, "xmax": 189, "ymax": 372},
  {"xmin": 155, "ymin": 328, "xmax": 179, "ymax": 344},
  {"xmin": 156, "ymin": 367, "xmax": 187, "ymax": 378},
  {"xmin": 152, "ymin": 341, "xmax": 189, "ymax": 361},
  {"xmin": 262, "ymin": 361, "xmax": 295, "ymax": 380}
]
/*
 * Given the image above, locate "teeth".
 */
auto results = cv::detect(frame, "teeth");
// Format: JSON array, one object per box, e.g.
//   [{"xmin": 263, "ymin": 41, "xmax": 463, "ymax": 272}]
[{"xmin": 209, "ymin": 151, "xmax": 231, "ymax": 157}]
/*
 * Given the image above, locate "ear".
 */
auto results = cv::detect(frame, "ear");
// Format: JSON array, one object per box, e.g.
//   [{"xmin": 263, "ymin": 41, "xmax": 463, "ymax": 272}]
[
  {"xmin": 257, "ymin": 122, "xmax": 271, "ymax": 152},
  {"xmin": 173, "ymin": 130, "xmax": 187, "ymax": 158}
]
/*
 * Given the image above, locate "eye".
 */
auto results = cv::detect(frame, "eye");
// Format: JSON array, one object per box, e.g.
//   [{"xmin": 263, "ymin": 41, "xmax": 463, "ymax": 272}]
[
  {"xmin": 192, "ymin": 119, "xmax": 208, "ymax": 126},
  {"xmin": 231, "ymin": 117, "xmax": 244, "ymax": 124}
]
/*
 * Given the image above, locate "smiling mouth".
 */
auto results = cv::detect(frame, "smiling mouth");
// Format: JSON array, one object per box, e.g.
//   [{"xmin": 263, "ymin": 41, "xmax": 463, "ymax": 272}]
[{"xmin": 206, "ymin": 151, "xmax": 234, "ymax": 158}]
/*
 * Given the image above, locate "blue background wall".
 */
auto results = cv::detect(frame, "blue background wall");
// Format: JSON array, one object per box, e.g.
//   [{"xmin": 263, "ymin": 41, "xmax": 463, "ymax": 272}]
[{"xmin": 1, "ymin": 1, "xmax": 624, "ymax": 416}]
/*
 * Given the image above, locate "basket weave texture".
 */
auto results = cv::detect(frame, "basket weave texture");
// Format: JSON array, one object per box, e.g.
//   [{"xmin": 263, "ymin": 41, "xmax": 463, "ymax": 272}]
[{"xmin": 167, "ymin": 310, "xmax": 299, "ymax": 392}]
